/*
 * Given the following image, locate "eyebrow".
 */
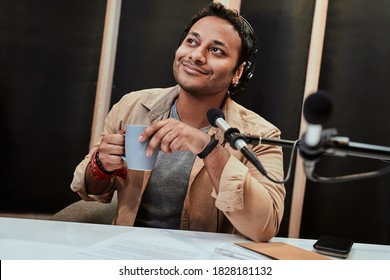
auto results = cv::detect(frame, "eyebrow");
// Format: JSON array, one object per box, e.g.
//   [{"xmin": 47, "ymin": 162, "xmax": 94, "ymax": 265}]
[{"xmin": 188, "ymin": 31, "xmax": 228, "ymax": 49}]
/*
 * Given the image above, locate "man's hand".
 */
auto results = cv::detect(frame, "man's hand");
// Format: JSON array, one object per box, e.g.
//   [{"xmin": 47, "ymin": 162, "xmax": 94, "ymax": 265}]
[
  {"xmin": 140, "ymin": 119, "xmax": 211, "ymax": 156},
  {"xmin": 97, "ymin": 131, "xmax": 126, "ymax": 172}
]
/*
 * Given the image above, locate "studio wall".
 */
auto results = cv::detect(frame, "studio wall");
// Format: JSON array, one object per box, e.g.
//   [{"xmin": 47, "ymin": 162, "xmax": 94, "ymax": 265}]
[
  {"xmin": 0, "ymin": 0, "xmax": 107, "ymax": 212},
  {"xmin": 302, "ymin": 0, "xmax": 390, "ymax": 245}
]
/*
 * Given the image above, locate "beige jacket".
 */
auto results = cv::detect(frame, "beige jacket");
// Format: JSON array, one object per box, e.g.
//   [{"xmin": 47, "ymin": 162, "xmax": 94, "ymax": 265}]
[{"xmin": 71, "ymin": 85, "xmax": 285, "ymax": 242}]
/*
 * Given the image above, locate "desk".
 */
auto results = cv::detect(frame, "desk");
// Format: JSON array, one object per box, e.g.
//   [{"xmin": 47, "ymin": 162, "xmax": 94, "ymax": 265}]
[{"xmin": 0, "ymin": 217, "xmax": 389, "ymax": 260}]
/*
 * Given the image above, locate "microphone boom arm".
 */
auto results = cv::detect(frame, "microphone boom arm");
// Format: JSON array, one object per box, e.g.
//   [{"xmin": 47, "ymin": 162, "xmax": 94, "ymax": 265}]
[
  {"xmin": 323, "ymin": 136, "xmax": 390, "ymax": 161},
  {"xmin": 242, "ymin": 132, "xmax": 390, "ymax": 161},
  {"xmin": 240, "ymin": 131, "xmax": 390, "ymax": 183}
]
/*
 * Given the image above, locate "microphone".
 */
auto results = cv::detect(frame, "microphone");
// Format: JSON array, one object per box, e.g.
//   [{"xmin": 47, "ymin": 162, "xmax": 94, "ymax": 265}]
[
  {"xmin": 207, "ymin": 108, "xmax": 247, "ymax": 150},
  {"xmin": 299, "ymin": 91, "xmax": 333, "ymax": 160},
  {"xmin": 207, "ymin": 108, "xmax": 269, "ymax": 177},
  {"xmin": 299, "ymin": 91, "xmax": 333, "ymax": 181}
]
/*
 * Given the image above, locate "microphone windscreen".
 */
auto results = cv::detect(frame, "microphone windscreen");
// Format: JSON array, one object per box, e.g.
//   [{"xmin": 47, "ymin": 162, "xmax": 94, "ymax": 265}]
[
  {"xmin": 303, "ymin": 91, "xmax": 333, "ymax": 125},
  {"xmin": 207, "ymin": 108, "xmax": 225, "ymax": 127}
]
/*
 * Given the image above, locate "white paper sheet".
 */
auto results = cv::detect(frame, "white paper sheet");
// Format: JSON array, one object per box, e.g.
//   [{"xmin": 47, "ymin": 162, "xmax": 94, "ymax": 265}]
[{"xmin": 79, "ymin": 227, "xmax": 232, "ymax": 259}]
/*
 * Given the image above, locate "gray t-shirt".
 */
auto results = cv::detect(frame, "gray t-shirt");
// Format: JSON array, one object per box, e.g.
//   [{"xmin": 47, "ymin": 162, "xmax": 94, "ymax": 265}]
[{"xmin": 134, "ymin": 100, "xmax": 210, "ymax": 229}]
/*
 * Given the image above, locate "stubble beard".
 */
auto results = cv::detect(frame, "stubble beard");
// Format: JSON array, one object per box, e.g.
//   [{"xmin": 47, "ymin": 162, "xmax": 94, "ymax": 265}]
[
  {"xmin": 173, "ymin": 62, "xmax": 229, "ymax": 99},
  {"xmin": 173, "ymin": 62, "xmax": 210, "ymax": 97}
]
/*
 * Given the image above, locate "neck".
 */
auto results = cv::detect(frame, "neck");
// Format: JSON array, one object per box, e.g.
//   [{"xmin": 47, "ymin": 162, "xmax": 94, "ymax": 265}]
[{"xmin": 176, "ymin": 90, "xmax": 227, "ymax": 129}]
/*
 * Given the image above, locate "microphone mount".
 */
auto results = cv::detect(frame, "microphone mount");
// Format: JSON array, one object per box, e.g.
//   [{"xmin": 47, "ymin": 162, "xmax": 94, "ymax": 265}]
[
  {"xmin": 224, "ymin": 127, "xmax": 246, "ymax": 150},
  {"xmin": 304, "ymin": 129, "xmax": 390, "ymax": 183},
  {"xmin": 241, "ymin": 134, "xmax": 297, "ymax": 148},
  {"xmin": 240, "ymin": 128, "xmax": 390, "ymax": 183}
]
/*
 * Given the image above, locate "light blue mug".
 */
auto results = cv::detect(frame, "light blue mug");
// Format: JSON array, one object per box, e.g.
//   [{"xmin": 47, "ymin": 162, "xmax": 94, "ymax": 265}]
[{"xmin": 122, "ymin": 125, "xmax": 159, "ymax": 171}]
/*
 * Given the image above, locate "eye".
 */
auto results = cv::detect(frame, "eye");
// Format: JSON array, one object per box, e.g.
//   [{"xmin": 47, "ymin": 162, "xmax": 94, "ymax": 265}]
[
  {"xmin": 210, "ymin": 47, "xmax": 224, "ymax": 55},
  {"xmin": 186, "ymin": 37, "xmax": 198, "ymax": 46}
]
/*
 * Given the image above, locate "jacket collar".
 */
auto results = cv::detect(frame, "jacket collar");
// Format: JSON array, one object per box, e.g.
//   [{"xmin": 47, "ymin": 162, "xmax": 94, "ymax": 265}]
[{"xmin": 140, "ymin": 85, "xmax": 181, "ymax": 123}]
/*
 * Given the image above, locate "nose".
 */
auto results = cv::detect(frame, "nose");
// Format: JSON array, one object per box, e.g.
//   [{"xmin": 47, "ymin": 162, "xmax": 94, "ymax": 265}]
[{"xmin": 189, "ymin": 46, "xmax": 206, "ymax": 64}]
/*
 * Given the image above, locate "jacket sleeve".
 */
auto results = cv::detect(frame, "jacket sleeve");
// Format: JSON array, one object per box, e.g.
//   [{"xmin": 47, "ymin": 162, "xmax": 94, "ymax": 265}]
[
  {"xmin": 70, "ymin": 147, "xmax": 118, "ymax": 203},
  {"xmin": 70, "ymin": 102, "xmax": 123, "ymax": 203},
  {"xmin": 212, "ymin": 127, "xmax": 285, "ymax": 242}
]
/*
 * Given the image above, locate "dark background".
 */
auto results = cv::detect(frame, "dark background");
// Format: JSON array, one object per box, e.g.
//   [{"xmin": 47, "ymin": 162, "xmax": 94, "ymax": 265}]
[{"xmin": 1, "ymin": 0, "xmax": 389, "ymax": 245}]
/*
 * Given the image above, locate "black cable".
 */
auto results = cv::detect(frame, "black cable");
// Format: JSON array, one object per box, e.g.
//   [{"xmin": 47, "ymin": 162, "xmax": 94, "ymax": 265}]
[
  {"xmin": 242, "ymin": 139, "xmax": 300, "ymax": 184},
  {"xmin": 306, "ymin": 162, "xmax": 390, "ymax": 183}
]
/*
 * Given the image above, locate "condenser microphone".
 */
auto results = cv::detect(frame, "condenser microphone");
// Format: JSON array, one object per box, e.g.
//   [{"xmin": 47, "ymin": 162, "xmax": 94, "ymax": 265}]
[
  {"xmin": 300, "ymin": 91, "xmax": 333, "ymax": 160},
  {"xmin": 299, "ymin": 91, "xmax": 333, "ymax": 180}
]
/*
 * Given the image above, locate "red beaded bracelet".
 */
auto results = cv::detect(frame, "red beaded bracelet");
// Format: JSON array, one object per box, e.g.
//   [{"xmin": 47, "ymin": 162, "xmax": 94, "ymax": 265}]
[{"xmin": 90, "ymin": 151, "xmax": 127, "ymax": 180}]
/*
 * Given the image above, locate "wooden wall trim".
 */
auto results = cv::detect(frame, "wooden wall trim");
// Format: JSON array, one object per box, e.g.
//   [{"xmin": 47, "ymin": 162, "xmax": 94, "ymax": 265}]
[
  {"xmin": 89, "ymin": 0, "xmax": 122, "ymax": 149},
  {"xmin": 216, "ymin": 0, "xmax": 241, "ymax": 12},
  {"xmin": 288, "ymin": 0, "xmax": 329, "ymax": 238}
]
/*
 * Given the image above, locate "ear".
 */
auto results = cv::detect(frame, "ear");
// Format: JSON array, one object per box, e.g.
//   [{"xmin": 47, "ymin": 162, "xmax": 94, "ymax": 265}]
[{"xmin": 231, "ymin": 62, "xmax": 246, "ymax": 86}]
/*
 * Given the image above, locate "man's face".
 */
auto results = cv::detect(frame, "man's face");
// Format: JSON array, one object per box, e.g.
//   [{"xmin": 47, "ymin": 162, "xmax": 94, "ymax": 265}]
[{"xmin": 173, "ymin": 16, "xmax": 243, "ymax": 97}]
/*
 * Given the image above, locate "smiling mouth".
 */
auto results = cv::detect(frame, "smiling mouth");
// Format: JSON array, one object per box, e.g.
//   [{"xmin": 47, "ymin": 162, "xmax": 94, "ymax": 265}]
[{"xmin": 181, "ymin": 62, "xmax": 209, "ymax": 75}]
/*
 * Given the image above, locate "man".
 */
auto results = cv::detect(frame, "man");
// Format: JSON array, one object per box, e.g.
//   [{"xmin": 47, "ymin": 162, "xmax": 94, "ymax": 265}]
[{"xmin": 71, "ymin": 2, "xmax": 285, "ymax": 242}]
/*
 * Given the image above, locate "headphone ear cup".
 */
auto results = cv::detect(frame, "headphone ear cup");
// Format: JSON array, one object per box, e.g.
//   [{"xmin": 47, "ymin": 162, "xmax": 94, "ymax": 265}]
[
  {"xmin": 235, "ymin": 55, "xmax": 256, "ymax": 94},
  {"xmin": 231, "ymin": 16, "xmax": 258, "ymax": 95},
  {"xmin": 244, "ymin": 61, "xmax": 253, "ymax": 81}
]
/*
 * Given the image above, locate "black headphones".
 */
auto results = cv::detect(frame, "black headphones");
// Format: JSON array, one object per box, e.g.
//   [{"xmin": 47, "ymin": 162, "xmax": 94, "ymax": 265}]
[
  {"xmin": 236, "ymin": 15, "xmax": 258, "ymax": 94},
  {"xmin": 178, "ymin": 15, "xmax": 258, "ymax": 95}
]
